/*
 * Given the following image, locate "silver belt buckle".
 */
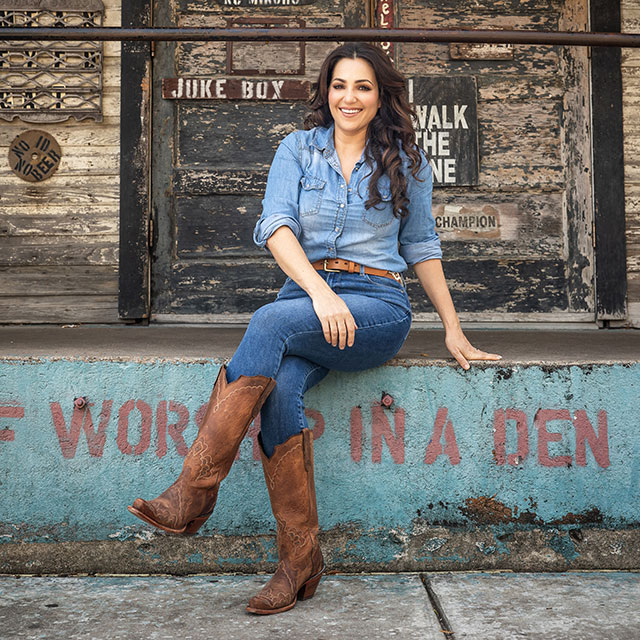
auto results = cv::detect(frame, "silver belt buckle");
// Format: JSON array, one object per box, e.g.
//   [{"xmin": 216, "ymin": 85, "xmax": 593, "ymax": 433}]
[{"xmin": 390, "ymin": 271, "xmax": 403, "ymax": 284}]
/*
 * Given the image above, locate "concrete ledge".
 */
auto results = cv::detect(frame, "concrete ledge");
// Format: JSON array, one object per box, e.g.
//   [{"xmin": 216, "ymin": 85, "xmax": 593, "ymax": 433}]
[
  {"xmin": 1, "ymin": 325, "xmax": 639, "ymax": 364},
  {"xmin": 1, "ymin": 327, "xmax": 639, "ymax": 573},
  {"xmin": 1, "ymin": 528, "xmax": 639, "ymax": 575}
]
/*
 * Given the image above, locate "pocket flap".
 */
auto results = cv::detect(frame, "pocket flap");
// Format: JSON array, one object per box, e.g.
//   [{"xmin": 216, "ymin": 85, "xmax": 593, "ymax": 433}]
[{"xmin": 300, "ymin": 175, "xmax": 326, "ymax": 190}]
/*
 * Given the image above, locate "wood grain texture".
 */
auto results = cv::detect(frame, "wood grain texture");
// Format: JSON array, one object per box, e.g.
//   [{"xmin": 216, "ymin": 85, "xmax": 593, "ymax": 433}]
[
  {"xmin": 0, "ymin": 236, "xmax": 118, "ymax": 266},
  {"xmin": 163, "ymin": 257, "xmax": 568, "ymax": 315},
  {"xmin": 0, "ymin": 266, "xmax": 118, "ymax": 296},
  {"xmin": 0, "ymin": 212, "xmax": 118, "ymax": 236},
  {"xmin": 0, "ymin": 0, "xmax": 122, "ymax": 323},
  {"xmin": 623, "ymin": 0, "xmax": 640, "ymax": 320},
  {"xmin": 177, "ymin": 102, "xmax": 308, "ymax": 168},
  {"xmin": 0, "ymin": 296, "xmax": 119, "ymax": 323}
]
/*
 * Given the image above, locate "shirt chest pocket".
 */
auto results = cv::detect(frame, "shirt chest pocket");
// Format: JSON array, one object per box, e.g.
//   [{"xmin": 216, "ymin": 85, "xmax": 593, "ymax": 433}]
[
  {"xmin": 299, "ymin": 175, "xmax": 326, "ymax": 217},
  {"xmin": 362, "ymin": 188, "xmax": 394, "ymax": 228}
]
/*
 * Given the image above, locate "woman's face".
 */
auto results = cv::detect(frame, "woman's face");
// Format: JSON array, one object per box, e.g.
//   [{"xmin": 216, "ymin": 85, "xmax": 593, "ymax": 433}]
[{"xmin": 328, "ymin": 57, "xmax": 380, "ymax": 138}]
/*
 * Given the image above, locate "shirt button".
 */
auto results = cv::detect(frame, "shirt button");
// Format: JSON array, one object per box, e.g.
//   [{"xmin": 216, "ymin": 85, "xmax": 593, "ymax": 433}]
[
  {"xmin": 340, "ymin": 204, "xmax": 344, "ymax": 208},
  {"xmin": 335, "ymin": 227, "xmax": 339, "ymax": 232}
]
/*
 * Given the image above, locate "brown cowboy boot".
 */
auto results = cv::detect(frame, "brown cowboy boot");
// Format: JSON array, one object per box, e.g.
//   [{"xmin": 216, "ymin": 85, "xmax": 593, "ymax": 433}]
[
  {"xmin": 128, "ymin": 365, "xmax": 275, "ymax": 535},
  {"xmin": 246, "ymin": 428, "xmax": 324, "ymax": 615}
]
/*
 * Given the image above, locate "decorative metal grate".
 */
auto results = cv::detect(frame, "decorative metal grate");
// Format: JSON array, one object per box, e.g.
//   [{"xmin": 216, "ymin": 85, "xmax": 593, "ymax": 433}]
[{"xmin": 0, "ymin": 0, "xmax": 104, "ymax": 123}]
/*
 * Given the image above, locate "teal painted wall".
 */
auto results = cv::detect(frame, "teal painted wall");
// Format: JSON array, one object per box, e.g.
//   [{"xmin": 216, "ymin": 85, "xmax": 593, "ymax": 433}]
[{"xmin": 1, "ymin": 359, "xmax": 638, "ymax": 559}]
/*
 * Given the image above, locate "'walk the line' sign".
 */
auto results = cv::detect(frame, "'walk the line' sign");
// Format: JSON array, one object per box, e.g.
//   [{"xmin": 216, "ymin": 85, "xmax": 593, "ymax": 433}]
[{"xmin": 409, "ymin": 76, "xmax": 479, "ymax": 186}]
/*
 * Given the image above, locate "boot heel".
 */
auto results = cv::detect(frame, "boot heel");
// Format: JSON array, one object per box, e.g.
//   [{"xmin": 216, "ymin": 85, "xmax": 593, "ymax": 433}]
[
  {"xmin": 184, "ymin": 511, "xmax": 212, "ymax": 535},
  {"xmin": 297, "ymin": 571, "xmax": 323, "ymax": 600}
]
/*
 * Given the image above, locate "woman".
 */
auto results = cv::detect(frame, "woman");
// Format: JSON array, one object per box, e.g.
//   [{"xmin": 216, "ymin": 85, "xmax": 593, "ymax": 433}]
[{"xmin": 128, "ymin": 43, "xmax": 501, "ymax": 615}]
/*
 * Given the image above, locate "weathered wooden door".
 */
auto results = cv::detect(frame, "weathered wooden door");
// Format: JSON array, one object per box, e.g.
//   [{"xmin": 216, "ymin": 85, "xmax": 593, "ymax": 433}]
[
  {"xmin": 151, "ymin": 0, "xmax": 594, "ymax": 322},
  {"xmin": 151, "ymin": 0, "xmax": 369, "ymax": 321}
]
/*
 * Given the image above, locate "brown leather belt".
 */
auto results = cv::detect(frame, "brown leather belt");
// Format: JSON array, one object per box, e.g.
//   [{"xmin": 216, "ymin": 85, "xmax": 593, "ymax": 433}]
[{"xmin": 311, "ymin": 258, "xmax": 403, "ymax": 284}]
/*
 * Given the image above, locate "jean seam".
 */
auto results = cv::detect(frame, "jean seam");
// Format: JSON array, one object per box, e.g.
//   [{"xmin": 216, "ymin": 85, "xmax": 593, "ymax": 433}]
[{"xmin": 296, "ymin": 364, "xmax": 325, "ymax": 430}]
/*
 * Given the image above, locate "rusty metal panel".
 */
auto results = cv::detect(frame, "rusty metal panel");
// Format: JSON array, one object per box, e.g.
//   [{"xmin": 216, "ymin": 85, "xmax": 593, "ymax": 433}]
[{"xmin": 8, "ymin": 129, "xmax": 62, "ymax": 182}]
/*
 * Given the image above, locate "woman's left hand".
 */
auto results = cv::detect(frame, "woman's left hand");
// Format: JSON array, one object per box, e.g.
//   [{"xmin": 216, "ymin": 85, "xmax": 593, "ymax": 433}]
[{"xmin": 445, "ymin": 327, "xmax": 502, "ymax": 371}]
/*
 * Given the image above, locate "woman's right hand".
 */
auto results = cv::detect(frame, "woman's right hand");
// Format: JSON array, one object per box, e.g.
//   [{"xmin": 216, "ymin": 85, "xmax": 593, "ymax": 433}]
[
  {"xmin": 311, "ymin": 289, "xmax": 358, "ymax": 350},
  {"xmin": 264, "ymin": 227, "xmax": 358, "ymax": 348}
]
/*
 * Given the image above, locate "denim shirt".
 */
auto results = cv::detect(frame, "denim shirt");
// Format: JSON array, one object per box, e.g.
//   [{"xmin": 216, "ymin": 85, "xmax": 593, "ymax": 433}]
[{"xmin": 253, "ymin": 124, "xmax": 442, "ymax": 273}]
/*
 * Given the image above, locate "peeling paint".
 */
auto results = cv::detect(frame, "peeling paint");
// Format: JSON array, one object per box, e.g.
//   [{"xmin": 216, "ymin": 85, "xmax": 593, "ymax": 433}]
[{"xmin": 1, "ymin": 355, "xmax": 639, "ymax": 573}]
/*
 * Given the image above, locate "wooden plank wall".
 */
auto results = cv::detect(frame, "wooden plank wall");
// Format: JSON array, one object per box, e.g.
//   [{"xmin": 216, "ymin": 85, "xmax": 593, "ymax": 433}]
[
  {"xmin": 623, "ymin": 0, "xmax": 640, "ymax": 327},
  {"xmin": 0, "ymin": 0, "xmax": 121, "ymax": 324}
]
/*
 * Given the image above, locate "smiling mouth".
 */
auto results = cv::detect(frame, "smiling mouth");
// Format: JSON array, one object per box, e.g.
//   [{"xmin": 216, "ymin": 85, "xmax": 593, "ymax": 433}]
[{"xmin": 339, "ymin": 108, "xmax": 362, "ymax": 115}]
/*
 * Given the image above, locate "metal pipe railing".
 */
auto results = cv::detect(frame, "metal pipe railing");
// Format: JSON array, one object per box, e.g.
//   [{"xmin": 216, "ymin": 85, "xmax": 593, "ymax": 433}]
[{"xmin": 0, "ymin": 27, "xmax": 639, "ymax": 47}]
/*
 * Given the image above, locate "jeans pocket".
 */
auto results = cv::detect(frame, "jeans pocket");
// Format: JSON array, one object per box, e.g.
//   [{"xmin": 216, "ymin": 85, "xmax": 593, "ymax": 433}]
[{"xmin": 363, "ymin": 272, "xmax": 405, "ymax": 290}]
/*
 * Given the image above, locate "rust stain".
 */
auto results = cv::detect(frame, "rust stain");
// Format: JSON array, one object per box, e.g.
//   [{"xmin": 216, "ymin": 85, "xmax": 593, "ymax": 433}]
[
  {"xmin": 551, "ymin": 508, "xmax": 604, "ymax": 525},
  {"xmin": 461, "ymin": 496, "xmax": 543, "ymax": 525},
  {"xmin": 461, "ymin": 495, "xmax": 513, "ymax": 524}
]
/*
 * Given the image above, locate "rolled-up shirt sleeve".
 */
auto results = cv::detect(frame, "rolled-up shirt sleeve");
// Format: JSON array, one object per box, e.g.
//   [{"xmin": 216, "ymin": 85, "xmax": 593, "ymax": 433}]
[
  {"xmin": 398, "ymin": 152, "xmax": 442, "ymax": 265},
  {"xmin": 253, "ymin": 133, "xmax": 303, "ymax": 250}
]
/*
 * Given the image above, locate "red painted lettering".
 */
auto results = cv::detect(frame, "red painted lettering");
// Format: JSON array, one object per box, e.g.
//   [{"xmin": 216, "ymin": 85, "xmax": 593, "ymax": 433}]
[
  {"xmin": 573, "ymin": 409, "xmax": 610, "ymax": 468},
  {"xmin": 0, "ymin": 405, "xmax": 24, "ymax": 442},
  {"xmin": 156, "ymin": 400, "xmax": 189, "ymax": 458},
  {"xmin": 305, "ymin": 408, "xmax": 325, "ymax": 440},
  {"xmin": 424, "ymin": 407, "xmax": 460, "ymax": 465},
  {"xmin": 245, "ymin": 414, "xmax": 261, "ymax": 461},
  {"xmin": 493, "ymin": 408, "xmax": 529, "ymax": 465},
  {"xmin": 50, "ymin": 400, "xmax": 112, "ymax": 458},
  {"xmin": 350, "ymin": 406, "xmax": 363, "ymax": 462},
  {"xmin": 371, "ymin": 404, "xmax": 405, "ymax": 464},
  {"xmin": 117, "ymin": 400, "xmax": 152, "ymax": 455},
  {"xmin": 535, "ymin": 408, "xmax": 572, "ymax": 467}
]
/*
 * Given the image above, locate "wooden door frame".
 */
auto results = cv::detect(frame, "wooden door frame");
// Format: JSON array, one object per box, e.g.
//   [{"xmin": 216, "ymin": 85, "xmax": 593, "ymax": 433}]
[
  {"xmin": 591, "ymin": 0, "xmax": 627, "ymax": 320},
  {"xmin": 118, "ymin": 0, "xmax": 152, "ymax": 321},
  {"xmin": 117, "ymin": 0, "xmax": 628, "ymax": 323}
]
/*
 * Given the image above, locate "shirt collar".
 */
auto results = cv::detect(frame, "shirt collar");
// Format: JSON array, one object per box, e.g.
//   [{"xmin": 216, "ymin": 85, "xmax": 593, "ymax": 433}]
[
  {"xmin": 311, "ymin": 122, "xmax": 367, "ymax": 170},
  {"xmin": 311, "ymin": 123, "xmax": 335, "ymax": 153}
]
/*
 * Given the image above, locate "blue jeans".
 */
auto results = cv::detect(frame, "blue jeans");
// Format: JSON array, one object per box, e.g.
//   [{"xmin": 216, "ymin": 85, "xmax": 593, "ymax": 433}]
[{"xmin": 226, "ymin": 270, "xmax": 412, "ymax": 457}]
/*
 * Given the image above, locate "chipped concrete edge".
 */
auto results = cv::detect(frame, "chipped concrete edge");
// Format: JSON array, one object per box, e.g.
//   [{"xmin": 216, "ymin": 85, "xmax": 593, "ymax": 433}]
[{"xmin": 2, "ymin": 528, "xmax": 639, "ymax": 575}]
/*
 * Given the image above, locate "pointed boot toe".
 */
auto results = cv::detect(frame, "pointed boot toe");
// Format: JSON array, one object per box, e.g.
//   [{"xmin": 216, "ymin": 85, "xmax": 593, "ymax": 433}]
[
  {"xmin": 131, "ymin": 498, "xmax": 149, "ymax": 513},
  {"xmin": 127, "ymin": 499, "xmax": 162, "ymax": 528},
  {"xmin": 125, "ymin": 366, "xmax": 276, "ymax": 535}
]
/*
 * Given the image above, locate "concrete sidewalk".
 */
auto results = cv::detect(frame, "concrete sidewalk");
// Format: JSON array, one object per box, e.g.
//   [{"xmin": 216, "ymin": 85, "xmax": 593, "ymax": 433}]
[{"xmin": 1, "ymin": 572, "xmax": 638, "ymax": 640}]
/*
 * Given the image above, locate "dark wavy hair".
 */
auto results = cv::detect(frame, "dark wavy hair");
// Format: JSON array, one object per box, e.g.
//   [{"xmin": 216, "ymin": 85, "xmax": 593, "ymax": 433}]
[{"xmin": 303, "ymin": 43, "xmax": 424, "ymax": 218}]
